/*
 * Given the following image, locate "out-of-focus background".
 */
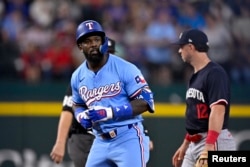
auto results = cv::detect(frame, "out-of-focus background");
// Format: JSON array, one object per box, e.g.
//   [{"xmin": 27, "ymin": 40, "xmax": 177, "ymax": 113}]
[{"xmin": 0, "ymin": 0, "xmax": 249, "ymax": 167}]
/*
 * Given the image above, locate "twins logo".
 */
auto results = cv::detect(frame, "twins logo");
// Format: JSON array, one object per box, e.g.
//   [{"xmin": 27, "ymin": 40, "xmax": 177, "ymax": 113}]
[
  {"xmin": 79, "ymin": 81, "xmax": 122, "ymax": 105},
  {"xmin": 186, "ymin": 88, "xmax": 205, "ymax": 103}
]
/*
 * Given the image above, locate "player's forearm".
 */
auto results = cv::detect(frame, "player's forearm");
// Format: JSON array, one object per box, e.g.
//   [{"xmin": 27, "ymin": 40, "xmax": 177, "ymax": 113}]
[
  {"xmin": 209, "ymin": 104, "xmax": 225, "ymax": 133},
  {"xmin": 55, "ymin": 111, "xmax": 73, "ymax": 144},
  {"xmin": 130, "ymin": 99, "xmax": 150, "ymax": 116},
  {"xmin": 87, "ymin": 99, "xmax": 150, "ymax": 122},
  {"xmin": 206, "ymin": 104, "xmax": 225, "ymax": 147}
]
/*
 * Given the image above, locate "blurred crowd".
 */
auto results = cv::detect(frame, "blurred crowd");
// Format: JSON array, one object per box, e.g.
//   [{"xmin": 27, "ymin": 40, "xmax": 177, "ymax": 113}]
[{"xmin": 0, "ymin": 0, "xmax": 250, "ymax": 85}]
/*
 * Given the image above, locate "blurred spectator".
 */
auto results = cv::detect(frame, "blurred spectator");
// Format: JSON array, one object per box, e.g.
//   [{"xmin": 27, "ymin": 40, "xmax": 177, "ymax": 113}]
[
  {"xmin": 76, "ymin": 0, "xmax": 105, "ymax": 24},
  {"xmin": 19, "ymin": 24, "xmax": 53, "ymax": 52},
  {"xmin": 230, "ymin": 5, "xmax": 250, "ymax": 83},
  {"xmin": 203, "ymin": 12, "xmax": 233, "ymax": 72},
  {"xmin": 55, "ymin": 0, "xmax": 81, "ymax": 23},
  {"xmin": 15, "ymin": 43, "xmax": 43, "ymax": 83},
  {"xmin": 127, "ymin": 0, "xmax": 154, "ymax": 24},
  {"xmin": 123, "ymin": 19, "xmax": 148, "ymax": 77},
  {"xmin": 0, "ymin": 0, "xmax": 249, "ymax": 85},
  {"xmin": 1, "ymin": 8, "xmax": 27, "ymax": 42},
  {"xmin": 229, "ymin": 0, "xmax": 250, "ymax": 15},
  {"xmin": 231, "ymin": 5, "xmax": 250, "ymax": 48},
  {"xmin": 208, "ymin": 0, "xmax": 234, "ymax": 26},
  {"xmin": 230, "ymin": 48, "xmax": 250, "ymax": 84},
  {"xmin": 102, "ymin": 0, "xmax": 128, "ymax": 32},
  {"xmin": 177, "ymin": 1, "xmax": 206, "ymax": 29},
  {"xmin": 145, "ymin": 9, "xmax": 177, "ymax": 85},
  {"xmin": 4, "ymin": 0, "xmax": 30, "ymax": 19},
  {"xmin": 41, "ymin": 33, "xmax": 74, "ymax": 81},
  {"xmin": 29, "ymin": 0, "xmax": 55, "ymax": 28}
]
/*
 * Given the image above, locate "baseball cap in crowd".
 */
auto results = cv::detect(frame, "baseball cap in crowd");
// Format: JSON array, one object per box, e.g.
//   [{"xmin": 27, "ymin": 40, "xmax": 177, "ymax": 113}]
[
  {"xmin": 108, "ymin": 38, "xmax": 116, "ymax": 54},
  {"xmin": 174, "ymin": 29, "xmax": 209, "ymax": 52}
]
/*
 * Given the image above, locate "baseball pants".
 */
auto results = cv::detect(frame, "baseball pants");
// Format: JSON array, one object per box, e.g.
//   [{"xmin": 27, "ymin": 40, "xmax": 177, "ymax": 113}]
[
  {"xmin": 86, "ymin": 122, "xmax": 150, "ymax": 167},
  {"xmin": 181, "ymin": 129, "xmax": 236, "ymax": 167}
]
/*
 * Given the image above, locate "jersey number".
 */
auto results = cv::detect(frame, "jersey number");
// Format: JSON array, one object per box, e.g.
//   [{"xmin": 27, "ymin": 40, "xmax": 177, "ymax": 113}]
[
  {"xmin": 196, "ymin": 103, "xmax": 208, "ymax": 119},
  {"xmin": 63, "ymin": 95, "xmax": 73, "ymax": 107}
]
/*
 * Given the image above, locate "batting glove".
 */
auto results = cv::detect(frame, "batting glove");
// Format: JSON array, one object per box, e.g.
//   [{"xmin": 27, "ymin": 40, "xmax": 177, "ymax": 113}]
[
  {"xmin": 75, "ymin": 110, "xmax": 92, "ymax": 129},
  {"xmin": 88, "ymin": 106, "xmax": 113, "ymax": 122}
]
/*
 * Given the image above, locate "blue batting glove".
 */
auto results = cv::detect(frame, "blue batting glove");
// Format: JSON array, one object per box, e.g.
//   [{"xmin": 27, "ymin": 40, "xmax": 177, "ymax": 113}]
[
  {"xmin": 80, "ymin": 118, "xmax": 92, "ymax": 129},
  {"xmin": 75, "ymin": 110, "xmax": 92, "ymax": 129},
  {"xmin": 88, "ymin": 106, "xmax": 113, "ymax": 122}
]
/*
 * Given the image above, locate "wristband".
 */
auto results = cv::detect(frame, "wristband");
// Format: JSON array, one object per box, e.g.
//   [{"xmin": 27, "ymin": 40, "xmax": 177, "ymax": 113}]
[
  {"xmin": 112, "ymin": 103, "xmax": 133, "ymax": 120},
  {"xmin": 74, "ymin": 107, "xmax": 85, "ymax": 115},
  {"xmin": 206, "ymin": 130, "xmax": 219, "ymax": 144},
  {"xmin": 74, "ymin": 107, "xmax": 88, "ymax": 122}
]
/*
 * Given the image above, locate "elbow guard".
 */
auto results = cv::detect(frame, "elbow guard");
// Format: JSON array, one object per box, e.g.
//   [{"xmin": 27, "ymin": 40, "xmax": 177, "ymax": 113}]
[{"xmin": 132, "ymin": 86, "xmax": 155, "ymax": 113}]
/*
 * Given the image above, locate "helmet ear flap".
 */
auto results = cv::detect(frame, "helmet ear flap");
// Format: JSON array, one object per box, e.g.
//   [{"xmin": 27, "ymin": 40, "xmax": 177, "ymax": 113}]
[{"xmin": 99, "ymin": 37, "xmax": 108, "ymax": 54}]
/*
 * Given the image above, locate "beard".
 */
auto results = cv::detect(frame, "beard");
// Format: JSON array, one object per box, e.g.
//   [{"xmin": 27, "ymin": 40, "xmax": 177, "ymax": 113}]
[{"xmin": 84, "ymin": 48, "xmax": 104, "ymax": 64}]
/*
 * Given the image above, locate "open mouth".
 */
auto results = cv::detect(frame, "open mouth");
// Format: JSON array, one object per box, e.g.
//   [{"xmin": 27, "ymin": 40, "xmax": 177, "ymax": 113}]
[{"xmin": 90, "ymin": 49, "xmax": 98, "ymax": 54}]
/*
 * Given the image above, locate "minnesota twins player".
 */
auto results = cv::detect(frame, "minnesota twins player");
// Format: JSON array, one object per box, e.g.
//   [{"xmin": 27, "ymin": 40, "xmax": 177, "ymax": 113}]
[
  {"xmin": 171, "ymin": 29, "xmax": 235, "ymax": 167},
  {"xmin": 71, "ymin": 20, "xmax": 155, "ymax": 167}
]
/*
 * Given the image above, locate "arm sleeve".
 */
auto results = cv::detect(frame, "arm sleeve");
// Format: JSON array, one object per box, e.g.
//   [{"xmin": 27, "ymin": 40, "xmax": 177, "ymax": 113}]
[
  {"xmin": 207, "ymin": 68, "xmax": 230, "ymax": 106},
  {"xmin": 62, "ymin": 84, "xmax": 73, "ymax": 113},
  {"xmin": 123, "ymin": 63, "xmax": 149, "ymax": 96}
]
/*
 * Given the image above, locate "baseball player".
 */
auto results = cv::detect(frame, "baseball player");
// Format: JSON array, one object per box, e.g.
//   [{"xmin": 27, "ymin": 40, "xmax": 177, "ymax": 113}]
[
  {"xmin": 171, "ymin": 29, "xmax": 236, "ymax": 167},
  {"xmin": 50, "ymin": 36, "xmax": 154, "ymax": 167},
  {"xmin": 50, "ymin": 38, "xmax": 121, "ymax": 167},
  {"xmin": 71, "ymin": 20, "xmax": 155, "ymax": 167}
]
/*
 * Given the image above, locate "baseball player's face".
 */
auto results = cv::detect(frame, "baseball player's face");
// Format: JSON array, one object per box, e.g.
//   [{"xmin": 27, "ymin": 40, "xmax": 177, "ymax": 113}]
[
  {"xmin": 78, "ymin": 35, "xmax": 103, "ymax": 64},
  {"xmin": 178, "ymin": 44, "xmax": 192, "ymax": 63}
]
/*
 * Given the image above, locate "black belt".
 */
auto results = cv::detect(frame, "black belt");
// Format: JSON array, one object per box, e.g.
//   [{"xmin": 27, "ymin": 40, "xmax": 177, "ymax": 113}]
[
  {"xmin": 70, "ymin": 128, "xmax": 88, "ymax": 134},
  {"xmin": 100, "ymin": 124, "xmax": 135, "ymax": 140}
]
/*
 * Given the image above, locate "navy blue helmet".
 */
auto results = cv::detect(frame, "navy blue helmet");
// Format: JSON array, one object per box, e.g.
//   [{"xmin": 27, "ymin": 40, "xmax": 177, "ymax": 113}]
[{"xmin": 76, "ymin": 20, "xmax": 108, "ymax": 54}]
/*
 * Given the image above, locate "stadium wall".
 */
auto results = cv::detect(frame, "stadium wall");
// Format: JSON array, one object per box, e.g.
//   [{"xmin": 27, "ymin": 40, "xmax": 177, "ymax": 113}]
[{"xmin": 0, "ymin": 103, "xmax": 250, "ymax": 167}]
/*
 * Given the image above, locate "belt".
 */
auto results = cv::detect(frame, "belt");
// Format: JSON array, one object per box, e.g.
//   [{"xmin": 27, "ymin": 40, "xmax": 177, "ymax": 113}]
[
  {"xmin": 188, "ymin": 134, "xmax": 203, "ymax": 143},
  {"xmin": 70, "ymin": 129, "xmax": 87, "ymax": 134},
  {"xmin": 100, "ymin": 124, "xmax": 135, "ymax": 140},
  {"xmin": 185, "ymin": 134, "xmax": 203, "ymax": 143}
]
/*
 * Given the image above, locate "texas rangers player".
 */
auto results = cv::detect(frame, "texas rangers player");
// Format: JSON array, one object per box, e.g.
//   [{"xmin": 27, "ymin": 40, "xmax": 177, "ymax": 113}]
[
  {"xmin": 71, "ymin": 20, "xmax": 155, "ymax": 167},
  {"xmin": 172, "ymin": 29, "xmax": 235, "ymax": 167},
  {"xmin": 50, "ymin": 38, "xmax": 126, "ymax": 167}
]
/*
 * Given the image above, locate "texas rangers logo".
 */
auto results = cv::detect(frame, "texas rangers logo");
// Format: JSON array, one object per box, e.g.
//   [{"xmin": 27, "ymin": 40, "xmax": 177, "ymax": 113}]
[
  {"xmin": 135, "ymin": 75, "xmax": 146, "ymax": 84},
  {"xmin": 79, "ymin": 81, "xmax": 122, "ymax": 105},
  {"xmin": 85, "ymin": 22, "xmax": 94, "ymax": 30}
]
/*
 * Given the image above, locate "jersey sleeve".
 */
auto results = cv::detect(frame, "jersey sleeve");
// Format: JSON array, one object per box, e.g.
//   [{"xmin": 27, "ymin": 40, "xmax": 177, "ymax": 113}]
[
  {"xmin": 206, "ymin": 68, "xmax": 230, "ymax": 106},
  {"xmin": 122, "ymin": 63, "xmax": 148, "ymax": 97},
  {"xmin": 62, "ymin": 84, "xmax": 73, "ymax": 113}
]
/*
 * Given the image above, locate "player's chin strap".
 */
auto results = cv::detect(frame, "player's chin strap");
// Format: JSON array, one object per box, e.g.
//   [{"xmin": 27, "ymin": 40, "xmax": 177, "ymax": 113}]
[{"xmin": 99, "ymin": 37, "xmax": 109, "ymax": 54}]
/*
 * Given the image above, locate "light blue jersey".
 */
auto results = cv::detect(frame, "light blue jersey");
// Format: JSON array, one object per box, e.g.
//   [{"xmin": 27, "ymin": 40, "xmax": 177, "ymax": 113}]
[{"xmin": 71, "ymin": 54, "xmax": 149, "ymax": 134}]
